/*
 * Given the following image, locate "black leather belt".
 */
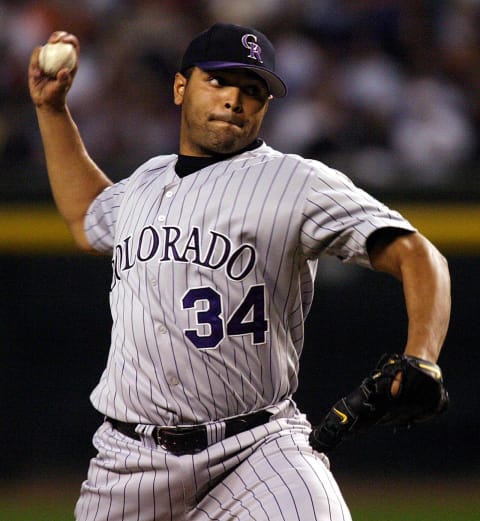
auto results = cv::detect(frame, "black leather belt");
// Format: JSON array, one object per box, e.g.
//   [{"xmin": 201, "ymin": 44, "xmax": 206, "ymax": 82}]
[{"xmin": 107, "ymin": 409, "xmax": 272, "ymax": 456}]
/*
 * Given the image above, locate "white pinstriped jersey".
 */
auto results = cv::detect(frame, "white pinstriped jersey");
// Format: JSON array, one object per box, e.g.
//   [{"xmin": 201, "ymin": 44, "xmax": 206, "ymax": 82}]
[{"xmin": 84, "ymin": 142, "xmax": 415, "ymax": 425}]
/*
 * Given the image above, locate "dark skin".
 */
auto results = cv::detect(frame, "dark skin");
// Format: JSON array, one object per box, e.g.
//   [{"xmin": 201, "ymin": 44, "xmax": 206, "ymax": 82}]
[
  {"xmin": 28, "ymin": 32, "xmax": 451, "ymax": 386},
  {"xmin": 173, "ymin": 67, "xmax": 271, "ymax": 156}
]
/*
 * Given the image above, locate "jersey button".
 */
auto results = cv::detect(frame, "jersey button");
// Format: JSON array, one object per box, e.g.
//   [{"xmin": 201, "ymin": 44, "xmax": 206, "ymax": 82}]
[
  {"xmin": 168, "ymin": 375, "xmax": 180, "ymax": 386},
  {"xmin": 165, "ymin": 190, "xmax": 173, "ymax": 198},
  {"xmin": 158, "ymin": 324, "xmax": 167, "ymax": 334},
  {"xmin": 158, "ymin": 215, "xmax": 165, "ymax": 222}
]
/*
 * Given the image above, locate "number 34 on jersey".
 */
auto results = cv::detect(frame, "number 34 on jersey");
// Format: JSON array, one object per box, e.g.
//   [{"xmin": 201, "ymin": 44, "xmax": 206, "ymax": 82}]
[{"xmin": 182, "ymin": 284, "xmax": 268, "ymax": 349}]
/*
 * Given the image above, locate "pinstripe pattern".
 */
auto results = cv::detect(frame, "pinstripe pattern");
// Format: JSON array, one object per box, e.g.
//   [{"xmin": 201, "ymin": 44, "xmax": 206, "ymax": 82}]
[
  {"xmin": 84, "ymin": 143, "xmax": 414, "ymax": 426},
  {"xmin": 75, "ymin": 415, "xmax": 351, "ymax": 521},
  {"xmin": 79, "ymin": 142, "xmax": 414, "ymax": 520}
]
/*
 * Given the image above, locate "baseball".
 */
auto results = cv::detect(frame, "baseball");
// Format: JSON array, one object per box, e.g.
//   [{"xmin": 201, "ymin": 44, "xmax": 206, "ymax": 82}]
[{"xmin": 38, "ymin": 42, "xmax": 77, "ymax": 77}]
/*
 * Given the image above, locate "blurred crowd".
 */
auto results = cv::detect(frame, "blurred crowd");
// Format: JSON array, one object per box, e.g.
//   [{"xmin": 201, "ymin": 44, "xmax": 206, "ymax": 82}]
[{"xmin": 1, "ymin": 0, "xmax": 480, "ymax": 201}]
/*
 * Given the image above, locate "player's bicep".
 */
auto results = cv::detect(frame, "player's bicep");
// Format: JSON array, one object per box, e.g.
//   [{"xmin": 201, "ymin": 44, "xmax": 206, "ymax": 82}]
[
  {"xmin": 83, "ymin": 181, "xmax": 128, "ymax": 254},
  {"xmin": 70, "ymin": 218, "xmax": 102, "ymax": 254},
  {"xmin": 368, "ymin": 228, "xmax": 419, "ymax": 278},
  {"xmin": 300, "ymin": 164, "xmax": 415, "ymax": 267}
]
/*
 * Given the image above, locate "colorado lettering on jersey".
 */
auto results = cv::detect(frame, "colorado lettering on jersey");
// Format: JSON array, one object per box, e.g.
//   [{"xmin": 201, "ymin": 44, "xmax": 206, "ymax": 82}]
[{"xmin": 111, "ymin": 225, "xmax": 256, "ymax": 288}]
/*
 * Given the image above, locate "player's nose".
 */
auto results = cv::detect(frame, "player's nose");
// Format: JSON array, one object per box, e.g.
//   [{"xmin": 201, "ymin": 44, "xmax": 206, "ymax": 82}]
[{"xmin": 224, "ymin": 87, "xmax": 243, "ymax": 113}]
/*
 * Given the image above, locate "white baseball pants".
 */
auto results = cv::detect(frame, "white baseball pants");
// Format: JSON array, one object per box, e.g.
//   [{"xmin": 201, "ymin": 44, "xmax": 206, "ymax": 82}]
[{"xmin": 74, "ymin": 417, "xmax": 352, "ymax": 521}]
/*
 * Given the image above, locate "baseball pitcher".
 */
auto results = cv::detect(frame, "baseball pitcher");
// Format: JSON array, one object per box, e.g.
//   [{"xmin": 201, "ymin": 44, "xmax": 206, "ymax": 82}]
[{"xmin": 28, "ymin": 22, "xmax": 450, "ymax": 521}]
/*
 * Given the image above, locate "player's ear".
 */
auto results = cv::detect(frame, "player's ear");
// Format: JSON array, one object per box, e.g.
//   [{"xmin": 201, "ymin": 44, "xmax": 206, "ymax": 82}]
[{"xmin": 173, "ymin": 72, "xmax": 187, "ymax": 105}]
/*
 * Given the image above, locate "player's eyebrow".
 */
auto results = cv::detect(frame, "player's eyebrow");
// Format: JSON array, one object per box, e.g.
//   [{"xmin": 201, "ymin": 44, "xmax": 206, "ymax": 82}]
[{"xmin": 207, "ymin": 70, "xmax": 271, "ymax": 98}]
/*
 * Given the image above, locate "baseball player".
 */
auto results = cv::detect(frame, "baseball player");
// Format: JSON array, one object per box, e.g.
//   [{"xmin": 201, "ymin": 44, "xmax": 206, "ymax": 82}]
[{"xmin": 28, "ymin": 23, "xmax": 450, "ymax": 521}]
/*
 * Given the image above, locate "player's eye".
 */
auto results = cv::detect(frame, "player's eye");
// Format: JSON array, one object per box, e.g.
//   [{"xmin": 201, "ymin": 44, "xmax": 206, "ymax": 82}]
[
  {"xmin": 243, "ymin": 84, "xmax": 267, "ymax": 98},
  {"xmin": 207, "ymin": 75, "xmax": 270, "ymax": 101},
  {"xmin": 243, "ymin": 84, "xmax": 271, "ymax": 102},
  {"xmin": 208, "ymin": 75, "xmax": 226, "ymax": 87},
  {"xmin": 243, "ymin": 85, "xmax": 259, "ymax": 96}
]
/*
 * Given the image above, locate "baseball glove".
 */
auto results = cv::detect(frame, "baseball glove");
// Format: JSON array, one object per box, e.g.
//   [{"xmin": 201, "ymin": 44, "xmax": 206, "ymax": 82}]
[{"xmin": 309, "ymin": 353, "xmax": 449, "ymax": 453}]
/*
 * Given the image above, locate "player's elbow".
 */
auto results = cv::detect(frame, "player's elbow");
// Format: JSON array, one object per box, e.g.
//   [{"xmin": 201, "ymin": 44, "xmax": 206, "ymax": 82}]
[
  {"xmin": 68, "ymin": 220, "xmax": 98, "ymax": 254},
  {"xmin": 396, "ymin": 233, "xmax": 450, "ymax": 291},
  {"xmin": 371, "ymin": 231, "xmax": 449, "ymax": 280},
  {"xmin": 401, "ymin": 233, "xmax": 448, "ymax": 272}
]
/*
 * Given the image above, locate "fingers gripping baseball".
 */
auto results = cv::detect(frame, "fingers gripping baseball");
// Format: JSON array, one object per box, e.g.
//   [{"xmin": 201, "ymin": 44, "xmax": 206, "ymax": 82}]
[
  {"xmin": 309, "ymin": 353, "xmax": 449, "ymax": 453},
  {"xmin": 28, "ymin": 31, "xmax": 80, "ymax": 110}
]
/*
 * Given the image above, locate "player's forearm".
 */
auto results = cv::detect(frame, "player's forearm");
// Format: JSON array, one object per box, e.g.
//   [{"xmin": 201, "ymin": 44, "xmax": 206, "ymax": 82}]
[
  {"xmin": 371, "ymin": 232, "xmax": 451, "ymax": 363},
  {"xmin": 399, "ymin": 236, "xmax": 451, "ymax": 362},
  {"xmin": 36, "ymin": 105, "xmax": 113, "ymax": 250}
]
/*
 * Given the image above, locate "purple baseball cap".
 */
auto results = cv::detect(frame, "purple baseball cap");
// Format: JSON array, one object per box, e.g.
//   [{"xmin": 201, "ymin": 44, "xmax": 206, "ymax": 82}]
[{"xmin": 180, "ymin": 23, "xmax": 287, "ymax": 98}]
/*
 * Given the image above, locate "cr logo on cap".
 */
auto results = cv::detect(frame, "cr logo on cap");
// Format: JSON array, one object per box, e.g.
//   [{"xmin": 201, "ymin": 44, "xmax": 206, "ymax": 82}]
[{"xmin": 241, "ymin": 34, "xmax": 263, "ymax": 63}]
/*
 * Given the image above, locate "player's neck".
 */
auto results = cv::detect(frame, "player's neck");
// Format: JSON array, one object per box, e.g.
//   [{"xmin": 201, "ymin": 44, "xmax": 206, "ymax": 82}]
[{"xmin": 175, "ymin": 139, "xmax": 263, "ymax": 177}]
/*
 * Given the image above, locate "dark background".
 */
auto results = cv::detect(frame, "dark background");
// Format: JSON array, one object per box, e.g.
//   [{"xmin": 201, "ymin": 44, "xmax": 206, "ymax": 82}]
[
  {"xmin": 1, "ymin": 0, "xmax": 479, "ymax": 490},
  {"xmin": 1, "ymin": 253, "xmax": 477, "ymax": 481}
]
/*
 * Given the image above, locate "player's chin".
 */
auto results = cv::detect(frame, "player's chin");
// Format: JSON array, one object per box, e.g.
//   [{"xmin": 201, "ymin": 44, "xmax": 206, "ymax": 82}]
[
  {"xmin": 214, "ymin": 142, "xmax": 242, "ymax": 155},
  {"xmin": 205, "ymin": 132, "xmax": 250, "ymax": 155}
]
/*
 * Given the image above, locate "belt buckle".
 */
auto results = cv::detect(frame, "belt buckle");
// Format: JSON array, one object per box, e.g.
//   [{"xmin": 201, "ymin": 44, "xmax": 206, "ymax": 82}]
[{"xmin": 156, "ymin": 426, "xmax": 207, "ymax": 456}]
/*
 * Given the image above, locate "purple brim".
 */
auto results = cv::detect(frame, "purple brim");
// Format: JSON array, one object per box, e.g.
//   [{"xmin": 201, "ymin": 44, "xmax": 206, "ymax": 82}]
[{"xmin": 195, "ymin": 61, "xmax": 287, "ymax": 98}]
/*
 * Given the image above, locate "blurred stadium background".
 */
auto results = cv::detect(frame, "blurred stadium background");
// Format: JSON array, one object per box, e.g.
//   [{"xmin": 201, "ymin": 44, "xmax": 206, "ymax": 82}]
[{"xmin": 1, "ymin": 1, "xmax": 479, "ymax": 519}]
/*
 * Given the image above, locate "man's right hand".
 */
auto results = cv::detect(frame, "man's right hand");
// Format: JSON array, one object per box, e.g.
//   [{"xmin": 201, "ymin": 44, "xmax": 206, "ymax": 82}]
[{"xmin": 28, "ymin": 31, "xmax": 80, "ymax": 112}]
